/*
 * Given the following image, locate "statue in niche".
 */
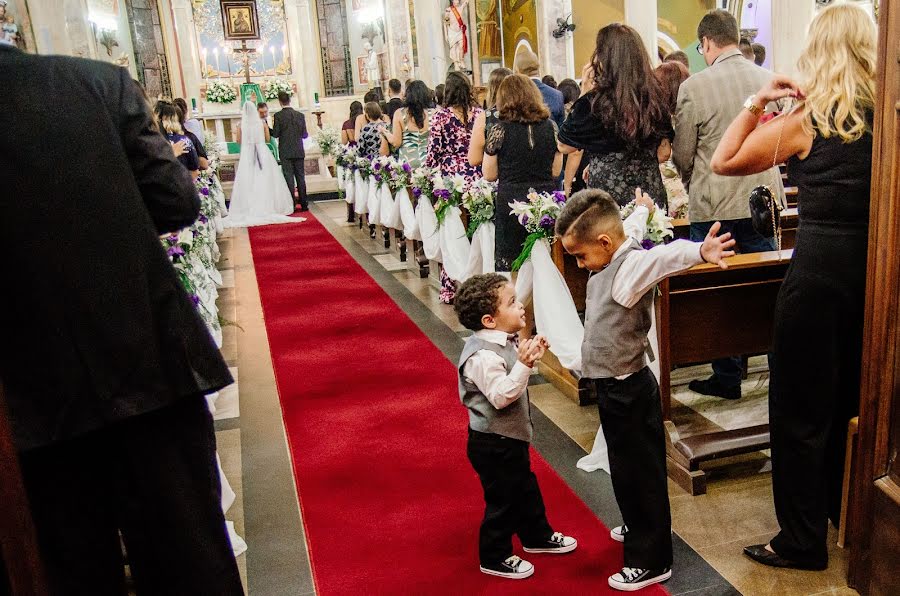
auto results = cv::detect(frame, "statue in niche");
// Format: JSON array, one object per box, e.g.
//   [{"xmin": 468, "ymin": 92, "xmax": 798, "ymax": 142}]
[
  {"xmin": 362, "ymin": 39, "xmax": 380, "ymax": 87},
  {"xmin": 444, "ymin": 0, "xmax": 470, "ymax": 72},
  {"xmin": 0, "ymin": 0, "xmax": 21, "ymax": 48}
]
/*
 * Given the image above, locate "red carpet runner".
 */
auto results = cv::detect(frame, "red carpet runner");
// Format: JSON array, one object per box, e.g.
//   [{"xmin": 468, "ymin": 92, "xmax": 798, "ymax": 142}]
[{"xmin": 249, "ymin": 215, "xmax": 667, "ymax": 595}]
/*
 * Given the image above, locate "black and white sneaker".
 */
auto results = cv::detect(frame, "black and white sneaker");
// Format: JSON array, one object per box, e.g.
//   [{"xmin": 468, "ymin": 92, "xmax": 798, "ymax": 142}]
[
  {"xmin": 610, "ymin": 525, "xmax": 628, "ymax": 543},
  {"xmin": 608, "ymin": 567, "xmax": 672, "ymax": 591},
  {"xmin": 523, "ymin": 531, "xmax": 578, "ymax": 554},
  {"xmin": 479, "ymin": 555, "xmax": 534, "ymax": 579}
]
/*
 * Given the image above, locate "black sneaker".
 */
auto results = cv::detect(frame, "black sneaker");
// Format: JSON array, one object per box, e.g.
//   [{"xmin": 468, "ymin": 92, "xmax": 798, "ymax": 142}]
[
  {"xmin": 523, "ymin": 531, "xmax": 577, "ymax": 554},
  {"xmin": 479, "ymin": 555, "xmax": 534, "ymax": 579},
  {"xmin": 610, "ymin": 525, "xmax": 627, "ymax": 543},
  {"xmin": 688, "ymin": 378, "xmax": 741, "ymax": 400},
  {"xmin": 608, "ymin": 567, "xmax": 672, "ymax": 591}
]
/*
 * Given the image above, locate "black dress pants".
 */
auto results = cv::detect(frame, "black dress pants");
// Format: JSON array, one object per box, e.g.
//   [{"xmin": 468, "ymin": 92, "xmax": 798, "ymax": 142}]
[
  {"xmin": 281, "ymin": 157, "xmax": 307, "ymax": 209},
  {"xmin": 593, "ymin": 367, "xmax": 673, "ymax": 569},
  {"xmin": 466, "ymin": 429, "xmax": 553, "ymax": 565},
  {"xmin": 18, "ymin": 396, "xmax": 243, "ymax": 596}
]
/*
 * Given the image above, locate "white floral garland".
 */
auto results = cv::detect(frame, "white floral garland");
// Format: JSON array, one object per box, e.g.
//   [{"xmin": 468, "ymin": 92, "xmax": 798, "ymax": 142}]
[{"xmin": 206, "ymin": 81, "xmax": 237, "ymax": 104}]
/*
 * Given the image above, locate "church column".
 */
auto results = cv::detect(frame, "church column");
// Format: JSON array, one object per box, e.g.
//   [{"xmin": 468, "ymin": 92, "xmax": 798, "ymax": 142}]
[
  {"xmin": 284, "ymin": 0, "xmax": 322, "ymax": 108},
  {"xmin": 537, "ymin": 0, "xmax": 575, "ymax": 80},
  {"xmin": 412, "ymin": 0, "xmax": 446, "ymax": 87},
  {"xmin": 771, "ymin": 0, "xmax": 815, "ymax": 78},
  {"xmin": 624, "ymin": 0, "xmax": 658, "ymax": 65},
  {"xmin": 169, "ymin": 0, "xmax": 203, "ymax": 106}
]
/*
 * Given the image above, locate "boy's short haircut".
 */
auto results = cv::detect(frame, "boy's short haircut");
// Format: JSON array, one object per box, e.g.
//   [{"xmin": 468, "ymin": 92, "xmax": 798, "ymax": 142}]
[
  {"xmin": 454, "ymin": 273, "xmax": 509, "ymax": 331},
  {"xmin": 555, "ymin": 189, "xmax": 623, "ymax": 241}
]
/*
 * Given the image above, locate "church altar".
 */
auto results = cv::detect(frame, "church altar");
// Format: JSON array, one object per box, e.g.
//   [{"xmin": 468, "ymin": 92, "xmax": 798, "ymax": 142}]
[{"xmin": 198, "ymin": 110, "xmax": 337, "ymax": 196}]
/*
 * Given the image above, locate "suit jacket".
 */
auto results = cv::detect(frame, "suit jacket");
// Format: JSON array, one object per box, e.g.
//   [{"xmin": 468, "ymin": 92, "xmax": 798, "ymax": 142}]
[
  {"xmin": 532, "ymin": 78, "xmax": 565, "ymax": 130},
  {"xmin": 272, "ymin": 106, "xmax": 307, "ymax": 159},
  {"xmin": 0, "ymin": 46, "xmax": 233, "ymax": 450},
  {"xmin": 672, "ymin": 49, "xmax": 785, "ymax": 222}
]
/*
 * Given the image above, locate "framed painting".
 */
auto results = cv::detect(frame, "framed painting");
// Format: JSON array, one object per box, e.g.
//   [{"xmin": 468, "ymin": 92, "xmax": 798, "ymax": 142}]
[{"xmin": 220, "ymin": 0, "xmax": 260, "ymax": 41}]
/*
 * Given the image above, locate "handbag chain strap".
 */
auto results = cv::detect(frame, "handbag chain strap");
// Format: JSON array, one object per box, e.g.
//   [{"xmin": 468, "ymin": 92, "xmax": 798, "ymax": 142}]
[{"xmin": 770, "ymin": 109, "xmax": 790, "ymax": 255}]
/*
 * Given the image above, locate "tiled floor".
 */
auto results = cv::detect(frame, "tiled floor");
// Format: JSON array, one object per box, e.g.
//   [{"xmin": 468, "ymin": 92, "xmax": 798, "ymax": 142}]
[{"xmin": 213, "ymin": 199, "xmax": 860, "ymax": 594}]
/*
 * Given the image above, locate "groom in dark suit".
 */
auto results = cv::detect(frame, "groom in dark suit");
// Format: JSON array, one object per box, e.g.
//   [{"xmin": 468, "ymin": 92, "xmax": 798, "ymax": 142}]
[
  {"xmin": 0, "ymin": 45, "xmax": 242, "ymax": 594},
  {"xmin": 272, "ymin": 91, "xmax": 309, "ymax": 211}
]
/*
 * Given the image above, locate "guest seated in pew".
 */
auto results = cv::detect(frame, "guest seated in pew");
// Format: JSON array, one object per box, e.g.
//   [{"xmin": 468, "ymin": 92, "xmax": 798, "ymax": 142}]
[
  {"xmin": 380, "ymin": 79, "xmax": 432, "ymax": 169},
  {"xmin": 672, "ymin": 8, "xmax": 784, "ymax": 400},
  {"xmin": 556, "ymin": 190, "xmax": 735, "ymax": 591},
  {"xmin": 454, "ymin": 274, "xmax": 577, "ymax": 580},
  {"xmin": 711, "ymin": 3, "xmax": 875, "ymax": 571},
  {"xmin": 155, "ymin": 100, "xmax": 201, "ymax": 180}
]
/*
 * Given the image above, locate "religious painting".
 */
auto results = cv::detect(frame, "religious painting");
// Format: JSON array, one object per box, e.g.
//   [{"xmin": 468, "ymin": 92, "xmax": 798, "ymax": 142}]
[
  {"xmin": 501, "ymin": 0, "xmax": 537, "ymax": 70},
  {"xmin": 220, "ymin": 0, "xmax": 260, "ymax": 41},
  {"xmin": 194, "ymin": 0, "xmax": 292, "ymax": 79},
  {"xmin": 475, "ymin": 0, "xmax": 501, "ymax": 61}
]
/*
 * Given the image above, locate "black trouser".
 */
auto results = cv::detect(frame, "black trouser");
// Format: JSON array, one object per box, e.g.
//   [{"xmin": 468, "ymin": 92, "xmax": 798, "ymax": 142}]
[
  {"xmin": 466, "ymin": 429, "xmax": 553, "ymax": 565},
  {"xmin": 592, "ymin": 367, "xmax": 672, "ymax": 569},
  {"xmin": 18, "ymin": 397, "xmax": 243, "ymax": 596},
  {"xmin": 281, "ymin": 157, "xmax": 307, "ymax": 209}
]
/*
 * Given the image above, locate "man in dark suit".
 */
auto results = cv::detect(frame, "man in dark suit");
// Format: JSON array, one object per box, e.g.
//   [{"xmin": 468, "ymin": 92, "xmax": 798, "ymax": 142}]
[
  {"xmin": 514, "ymin": 47, "xmax": 565, "ymax": 129},
  {"xmin": 272, "ymin": 91, "xmax": 309, "ymax": 211},
  {"xmin": 385, "ymin": 78, "xmax": 404, "ymax": 120},
  {"xmin": 0, "ymin": 45, "xmax": 242, "ymax": 594}
]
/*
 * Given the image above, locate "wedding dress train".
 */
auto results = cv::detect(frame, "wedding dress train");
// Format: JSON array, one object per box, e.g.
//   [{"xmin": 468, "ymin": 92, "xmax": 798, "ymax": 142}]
[{"xmin": 224, "ymin": 101, "xmax": 301, "ymax": 228}]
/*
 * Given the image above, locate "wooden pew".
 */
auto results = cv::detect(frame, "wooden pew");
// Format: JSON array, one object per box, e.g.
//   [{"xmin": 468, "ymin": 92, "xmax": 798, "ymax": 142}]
[
  {"xmin": 672, "ymin": 207, "xmax": 798, "ymax": 250},
  {"xmin": 657, "ymin": 250, "xmax": 791, "ymax": 495}
]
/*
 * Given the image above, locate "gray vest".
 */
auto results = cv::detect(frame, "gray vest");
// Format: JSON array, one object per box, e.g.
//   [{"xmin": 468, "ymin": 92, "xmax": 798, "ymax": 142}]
[
  {"xmin": 458, "ymin": 335, "xmax": 533, "ymax": 442},
  {"xmin": 582, "ymin": 239, "xmax": 656, "ymax": 379}
]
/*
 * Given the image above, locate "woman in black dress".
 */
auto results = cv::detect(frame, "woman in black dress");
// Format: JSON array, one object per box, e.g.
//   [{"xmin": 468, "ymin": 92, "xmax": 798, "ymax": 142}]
[
  {"xmin": 468, "ymin": 67, "xmax": 512, "ymax": 168},
  {"xmin": 710, "ymin": 3, "xmax": 876, "ymax": 571},
  {"xmin": 482, "ymin": 74, "xmax": 562, "ymax": 272},
  {"xmin": 558, "ymin": 24, "xmax": 671, "ymax": 209}
]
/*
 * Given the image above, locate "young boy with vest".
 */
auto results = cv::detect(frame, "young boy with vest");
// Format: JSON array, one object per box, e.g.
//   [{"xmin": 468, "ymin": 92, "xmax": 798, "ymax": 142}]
[
  {"xmin": 556, "ymin": 189, "xmax": 736, "ymax": 591},
  {"xmin": 454, "ymin": 274, "xmax": 577, "ymax": 580}
]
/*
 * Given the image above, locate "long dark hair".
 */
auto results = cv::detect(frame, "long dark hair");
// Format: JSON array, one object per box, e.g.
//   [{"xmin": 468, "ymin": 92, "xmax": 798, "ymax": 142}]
[
  {"xmin": 348, "ymin": 100, "xmax": 363, "ymax": 122},
  {"xmin": 444, "ymin": 71, "xmax": 475, "ymax": 128},
  {"xmin": 589, "ymin": 23, "xmax": 669, "ymax": 144},
  {"xmin": 403, "ymin": 80, "xmax": 430, "ymax": 129}
]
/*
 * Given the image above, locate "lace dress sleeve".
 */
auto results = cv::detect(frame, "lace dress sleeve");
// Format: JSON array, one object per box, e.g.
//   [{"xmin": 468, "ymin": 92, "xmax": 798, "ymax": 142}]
[{"xmin": 484, "ymin": 122, "xmax": 505, "ymax": 157}]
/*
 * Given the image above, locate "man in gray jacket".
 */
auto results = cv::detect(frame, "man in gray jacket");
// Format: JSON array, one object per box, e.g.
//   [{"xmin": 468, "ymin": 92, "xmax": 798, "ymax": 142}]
[{"xmin": 673, "ymin": 9, "xmax": 784, "ymax": 400}]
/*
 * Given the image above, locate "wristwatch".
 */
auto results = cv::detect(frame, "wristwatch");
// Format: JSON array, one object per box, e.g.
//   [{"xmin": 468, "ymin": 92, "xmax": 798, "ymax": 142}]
[{"xmin": 744, "ymin": 95, "xmax": 764, "ymax": 117}]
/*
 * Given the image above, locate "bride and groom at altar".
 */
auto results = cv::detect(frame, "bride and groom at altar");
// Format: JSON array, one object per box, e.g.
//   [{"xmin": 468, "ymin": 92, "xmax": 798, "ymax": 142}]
[{"xmin": 224, "ymin": 94, "xmax": 310, "ymax": 228}]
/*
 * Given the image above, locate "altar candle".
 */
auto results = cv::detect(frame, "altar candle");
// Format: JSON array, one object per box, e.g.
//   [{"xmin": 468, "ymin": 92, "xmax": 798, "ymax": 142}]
[
  {"xmin": 200, "ymin": 47, "xmax": 207, "ymax": 77},
  {"xmin": 224, "ymin": 46, "xmax": 232, "ymax": 77},
  {"xmin": 213, "ymin": 47, "xmax": 219, "ymax": 77},
  {"xmin": 270, "ymin": 46, "xmax": 276, "ymax": 75}
]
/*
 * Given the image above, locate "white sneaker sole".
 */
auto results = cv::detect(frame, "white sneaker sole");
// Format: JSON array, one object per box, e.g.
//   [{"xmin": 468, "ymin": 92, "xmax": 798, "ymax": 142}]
[
  {"xmin": 479, "ymin": 565, "xmax": 535, "ymax": 580},
  {"xmin": 610, "ymin": 529, "xmax": 626, "ymax": 543},
  {"xmin": 608, "ymin": 569, "xmax": 672, "ymax": 591},
  {"xmin": 523, "ymin": 539, "xmax": 578, "ymax": 554}
]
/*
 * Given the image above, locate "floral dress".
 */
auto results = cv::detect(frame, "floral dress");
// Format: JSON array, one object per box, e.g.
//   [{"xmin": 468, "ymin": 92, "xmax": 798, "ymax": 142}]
[{"xmin": 422, "ymin": 106, "xmax": 483, "ymax": 303}]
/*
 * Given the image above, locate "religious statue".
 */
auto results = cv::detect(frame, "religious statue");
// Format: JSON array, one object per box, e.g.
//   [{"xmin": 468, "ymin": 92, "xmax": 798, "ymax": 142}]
[
  {"xmin": 0, "ymin": 0, "xmax": 20, "ymax": 48},
  {"xmin": 444, "ymin": 0, "xmax": 469, "ymax": 72},
  {"xmin": 362, "ymin": 39, "xmax": 380, "ymax": 87}
]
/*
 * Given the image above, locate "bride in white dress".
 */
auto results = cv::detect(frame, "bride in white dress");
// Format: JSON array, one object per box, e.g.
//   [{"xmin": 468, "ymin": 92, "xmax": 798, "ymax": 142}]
[{"xmin": 224, "ymin": 101, "xmax": 301, "ymax": 228}]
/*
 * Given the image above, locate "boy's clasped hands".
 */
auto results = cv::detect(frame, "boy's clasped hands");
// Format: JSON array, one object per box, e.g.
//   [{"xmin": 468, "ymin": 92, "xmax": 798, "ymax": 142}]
[{"xmin": 518, "ymin": 335, "xmax": 549, "ymax": 368}]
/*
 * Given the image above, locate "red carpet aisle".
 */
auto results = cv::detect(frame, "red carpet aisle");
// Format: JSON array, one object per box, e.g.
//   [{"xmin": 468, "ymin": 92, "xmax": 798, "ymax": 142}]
[{"xmin": 248, "ymin": 215, "xmax": 667, "ymax": 595}]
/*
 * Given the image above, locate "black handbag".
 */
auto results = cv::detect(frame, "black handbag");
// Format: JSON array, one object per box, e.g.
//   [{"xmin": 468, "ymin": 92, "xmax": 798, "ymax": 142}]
[{"xmin": 748, "ymin": 110, "xmax": 789, "ymax": 251}]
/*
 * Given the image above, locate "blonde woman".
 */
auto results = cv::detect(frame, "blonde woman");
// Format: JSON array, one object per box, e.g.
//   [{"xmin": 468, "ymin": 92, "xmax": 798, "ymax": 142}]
[{"xmin": 711, "ymin": 3, "xmax": 876, "ymax": 570}]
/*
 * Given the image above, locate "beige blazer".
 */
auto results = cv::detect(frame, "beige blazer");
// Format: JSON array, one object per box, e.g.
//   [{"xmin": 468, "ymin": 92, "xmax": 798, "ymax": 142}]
[{"xmin": 673, "ymin": 49, "xmax": 786, "ymax": 223}]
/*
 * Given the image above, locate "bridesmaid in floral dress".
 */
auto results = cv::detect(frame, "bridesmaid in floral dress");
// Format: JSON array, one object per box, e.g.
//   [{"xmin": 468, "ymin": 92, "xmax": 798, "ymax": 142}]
[{"xmin": 425, "ymin": 72, "xmax": 483, "ymax": 303}]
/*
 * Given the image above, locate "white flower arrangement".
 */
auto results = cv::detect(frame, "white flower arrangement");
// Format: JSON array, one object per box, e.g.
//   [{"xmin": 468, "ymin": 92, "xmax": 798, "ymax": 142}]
[
  {"xmin": 620, "ymin": 200, "xmax": 675, "ymax": 249},
  {"xmin": 315, "ymin": 126, "xmax": 340, "ymax": 158},
  {"xmin": 462, "ymin": 178, "xmax": 496, "ymax": 239},
  {"xmin": 508, "ymin": 188, "xmax": 568, "ymax": 270},
  {"xmin": 205, "ymin": 81, "xmax": 237, "ymax": 104},
  {"xmin": 264, "ymin": 78, "xmax": 293, "ymax": 101}
]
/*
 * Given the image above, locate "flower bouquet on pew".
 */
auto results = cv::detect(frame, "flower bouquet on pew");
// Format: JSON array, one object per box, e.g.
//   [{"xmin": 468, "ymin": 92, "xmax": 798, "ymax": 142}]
[
  {"xmin": 389, "ymin": 159, "xmax": 413, "ymax": 192},
  {"xmin": 372, "ymin": 155, "xmax": 393, "ymax": 191},
  {"xmin": 411, "ymin": 166, "xmax": 437, "ymax": 200},
  {"xmin": 433, "ymin": 174, "xmax": 468, "ymax": 227},
  {"xmin": 386, "ymin": 159, "xmax": 414, "ymax": 232},
  {"xmin": 356, "ymin": 155, "xmax": 372, "ymax": 181},
  {"xmin": 462, "ymin": 178, "xmax": 496, "ymax": 240},
  {"xmin": 509, "ymin": 188, "xmax": 568, "ymax": 271},
  {"xmin": 620, "ymin": 198, "xmax": 675, "ymax": 248}
]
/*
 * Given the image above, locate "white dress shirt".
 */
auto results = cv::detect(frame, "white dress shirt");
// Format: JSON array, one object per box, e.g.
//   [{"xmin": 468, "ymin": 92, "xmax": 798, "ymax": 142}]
[
  {"xmin": 569, "ymin": 210, "xmax": 705, "ymax": 376},
  {"xmin": 462, "ymin": 329, "xmax": 532, "ymax": 410}
]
